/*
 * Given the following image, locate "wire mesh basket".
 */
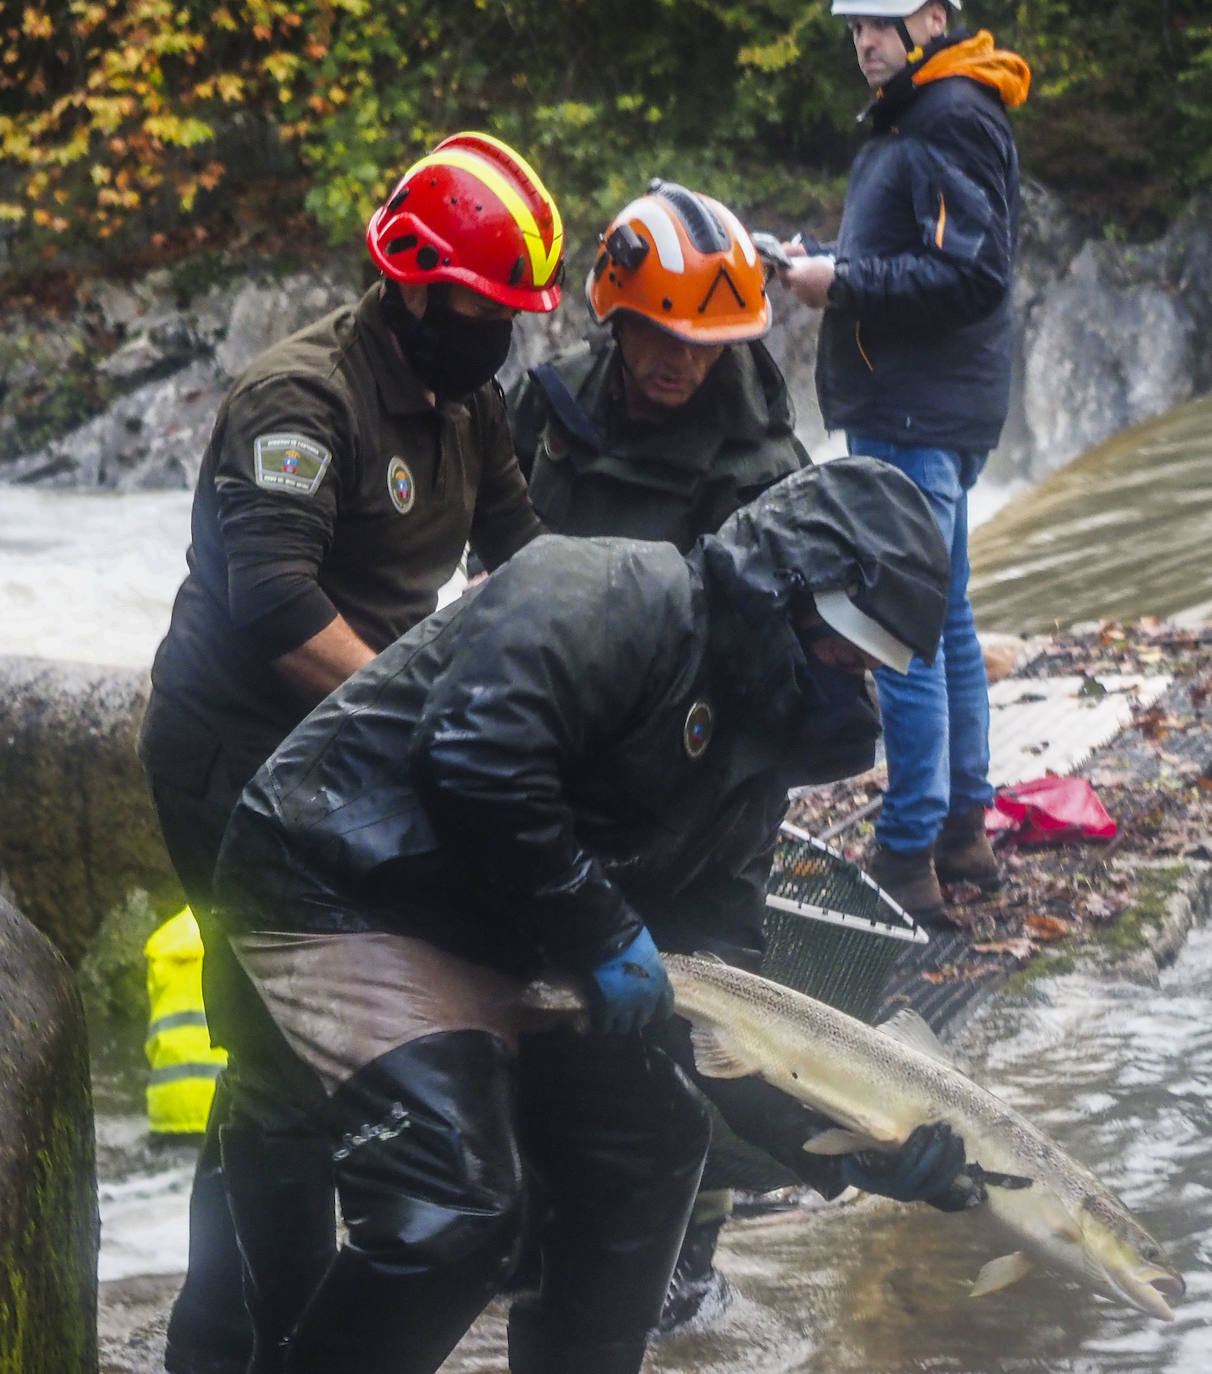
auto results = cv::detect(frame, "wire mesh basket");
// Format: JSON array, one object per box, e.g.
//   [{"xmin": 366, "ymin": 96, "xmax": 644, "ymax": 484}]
[
  {"xmin": 702, "ymin": 820, "xmax": 926, "ymax": 1195},
  {"xmin": 761, "ymin": 820, "xmax": 924, "ymax": 1022}
]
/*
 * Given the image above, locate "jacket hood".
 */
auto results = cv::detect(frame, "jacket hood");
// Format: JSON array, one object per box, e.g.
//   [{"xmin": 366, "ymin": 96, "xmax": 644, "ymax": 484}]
[
  {"xmin": 696, "ymin": 456, "xmax": 949, "ymax": 666},
  {"xmin": 914, "ymin": 30, "xmax": 1030, "ymax": 108}
]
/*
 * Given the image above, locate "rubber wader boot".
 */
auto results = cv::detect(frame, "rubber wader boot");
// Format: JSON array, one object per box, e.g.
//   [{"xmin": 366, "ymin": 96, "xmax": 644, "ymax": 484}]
[
  {"xmin": 507, "ymin": 1295, "xmax": 648, "ymax": 1374},
  {"xmin": 657, "ymin": 1190, "xmax": 732, "ymax": 1334},
  {"xmin": 219, "ymin": 1124, "xmax": 337, "ymax": 1374},
  {"xmin": 866, "ymin": 843, "xmax": 946, "ymax": 926},
  {"xmin": 934, "ymin": 803, "xmax": 1002, "ymax": 890},
  {"xmin": 284, "ymin": 1242, "xmax": 506, "ymax": 1374},
  {"xmin": 164, "ymin": 1083, "xmax": 252, "ymax": 1374}
]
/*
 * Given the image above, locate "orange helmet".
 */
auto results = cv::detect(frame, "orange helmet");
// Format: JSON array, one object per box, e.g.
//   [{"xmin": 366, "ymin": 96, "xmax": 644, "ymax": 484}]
[
  {"xmin": 367, "ymin": 132, "xmax": 564, "ymax": 313},
  {"xmin": 586, "ymin": 181, "xmax": 770, "ymax": 343}
]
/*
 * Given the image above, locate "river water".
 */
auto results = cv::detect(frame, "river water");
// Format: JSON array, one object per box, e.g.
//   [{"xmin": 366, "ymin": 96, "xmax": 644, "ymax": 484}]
[
  {"xmin": 5, "ymin": 394, "xmax": 1212, "ymax": 1366},
  {"xmin": 5, "ymin": 397, "xmax": 1211, "ymax": 666},
  {"xmin": 643, "ymin": 920, "xmax": 1212, "ymax": 1374},
  {"xmin": 970, "ymin": 393, "xmax": 1212, "ymax": 636},
  {"xmin": 87, "ymin": 917, "xmax": 1209, "ymax": 1368},
  {"xmin": 89, "ymin": 914, "xmax": 1212, "ymax": 1371}
]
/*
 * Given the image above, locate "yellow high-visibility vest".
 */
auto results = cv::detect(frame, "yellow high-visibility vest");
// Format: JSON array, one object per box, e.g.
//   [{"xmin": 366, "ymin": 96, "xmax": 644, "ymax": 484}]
[{"xmin": 144, "ymin": 907, "xmax": 227, "ymax": 1135}]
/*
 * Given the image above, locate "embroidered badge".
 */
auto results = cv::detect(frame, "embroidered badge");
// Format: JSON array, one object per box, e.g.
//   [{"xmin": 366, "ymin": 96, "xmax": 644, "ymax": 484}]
[
  {"xmin": 387, "ymin": 456, "xmax": 416, "ymax": 514},
  {"xmin": 252, "ymin": 433, "xmax": 332, "ymax": 496},
  {"xmin": 682, "ymin": 699, "xmax": 714, "ymax": 760}
]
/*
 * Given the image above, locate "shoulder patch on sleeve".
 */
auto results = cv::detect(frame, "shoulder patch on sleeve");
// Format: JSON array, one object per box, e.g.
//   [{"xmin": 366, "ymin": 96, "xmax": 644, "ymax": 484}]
[{"xmin": 253, "ymin": 433, "xmax": 333, "ymax": 496}]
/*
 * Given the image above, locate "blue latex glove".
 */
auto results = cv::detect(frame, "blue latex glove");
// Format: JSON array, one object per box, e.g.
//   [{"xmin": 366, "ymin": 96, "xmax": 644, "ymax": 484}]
[
  {"xmin": 587, "ymin": 927, "xmax": 674, "ymax": 1035},
  {"xmin": 841, "ymin": 1122, "xmax": 984, "ymax": 1212}
]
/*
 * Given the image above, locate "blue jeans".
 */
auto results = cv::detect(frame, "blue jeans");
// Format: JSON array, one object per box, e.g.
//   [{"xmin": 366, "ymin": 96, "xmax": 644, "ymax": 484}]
[{"xmin": 847, "ymin": 436, "xmax": 994, "ymax": 852}]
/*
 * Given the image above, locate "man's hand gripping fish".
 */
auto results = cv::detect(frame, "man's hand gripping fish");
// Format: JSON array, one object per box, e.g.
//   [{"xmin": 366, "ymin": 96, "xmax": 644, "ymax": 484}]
[{"xmin": 525, "ymin": 953, "xmax": 1185, "ymax": 1321}]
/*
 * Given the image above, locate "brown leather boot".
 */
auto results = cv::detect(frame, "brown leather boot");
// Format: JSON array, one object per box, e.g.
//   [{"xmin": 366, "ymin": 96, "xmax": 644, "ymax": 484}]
[
  {"xmin": 865, "ymin": 843, "xmax": 946, "ymax": 926},
  {"xmin": 935, "ymin": 804, "xmax": 1001, "ymax": 891}
]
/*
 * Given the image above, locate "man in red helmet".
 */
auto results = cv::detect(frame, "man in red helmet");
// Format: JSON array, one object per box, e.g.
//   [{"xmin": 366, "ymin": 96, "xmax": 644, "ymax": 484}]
[{"xmin": 137, "ymin": 131, "xmax": 564, "ymax": 1374}]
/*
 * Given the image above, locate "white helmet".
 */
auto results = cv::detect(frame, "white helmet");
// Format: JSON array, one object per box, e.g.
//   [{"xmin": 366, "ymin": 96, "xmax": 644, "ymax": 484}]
[{"xmin": 831, "ymin": 0, "xmax": 960, "ymax": 14}]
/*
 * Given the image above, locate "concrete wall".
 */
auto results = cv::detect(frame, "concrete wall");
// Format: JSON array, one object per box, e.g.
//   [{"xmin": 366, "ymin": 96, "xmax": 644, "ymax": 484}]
[
  {"xmin": 0, "ymin": 656, "xmax": 181, "ymax": 966},
  {"xmin": 0, "ymin": 894, "xmax": 98, "ymax": 1374}
]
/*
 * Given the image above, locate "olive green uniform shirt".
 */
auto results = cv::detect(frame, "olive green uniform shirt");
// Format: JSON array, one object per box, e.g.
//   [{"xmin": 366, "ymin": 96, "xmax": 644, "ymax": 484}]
[{"xmin": 141, "ymin": 282, "xmax": 542, "ymax": 794}]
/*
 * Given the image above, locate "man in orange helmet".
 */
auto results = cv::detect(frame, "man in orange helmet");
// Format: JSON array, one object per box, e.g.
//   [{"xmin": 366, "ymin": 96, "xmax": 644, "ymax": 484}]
[
  {"xmin": 509, "ymin": 179, "xmax": 809, "ymax": 553},
  {"xmin": 505, "ymin": 181, "xmax": 813, "ymax": 1329},
  {"xmin": 137, "ymin": 132, "xmax": 564, "ymax": 1374}
]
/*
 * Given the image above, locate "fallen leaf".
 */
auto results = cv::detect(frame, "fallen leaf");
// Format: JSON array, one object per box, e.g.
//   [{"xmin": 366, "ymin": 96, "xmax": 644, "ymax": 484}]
[
  {"xmin": 1080, "ymin": 893, "xmax": 1117, "ymax": 920},
  {"xmin": 922, "ymin": 962, "xmax": 1005, "ymax": 984},
  {"xmin": 1023, "ymin": 914, "xmax": 1073, "ymax": 941},
  {"xmin": 973, "ymin": 938, "xmax": 1037, "ymax": 960}
]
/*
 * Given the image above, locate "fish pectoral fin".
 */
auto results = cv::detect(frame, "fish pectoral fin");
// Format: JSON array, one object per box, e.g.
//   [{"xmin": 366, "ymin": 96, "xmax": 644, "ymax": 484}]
[
  {"xmin": 969, "ymin": 1251, "xmax": 1036, "ymax": 1298},
  {"xmin": 801, "ymin": 1128, "xmax": 885, "ymax": 1156},
  {"xmin": 1038, "ymin": 1193, "xmax": 1083, "ymax": 1242},
  {"xmin": 688, "ymin": 1022, "xmax": 757, "ymax": 1079}
]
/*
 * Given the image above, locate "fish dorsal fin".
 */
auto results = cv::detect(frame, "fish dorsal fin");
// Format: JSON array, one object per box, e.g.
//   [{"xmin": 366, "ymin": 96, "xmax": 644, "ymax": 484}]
[
  {"xmin": 877, "ymin": 1008, "xmax": 953, "ymax": 1064},
  {"xmin": 802, "ymin": 1127, "xmax": 884, "ymax": 1156},
  {"xmin": 689, "ymin": 1022, "xmax": 756, "ymax": 1080},
  {"xmin": 691, "ymin": 950, "xmax": 728, "ymax": 965},
  {"xmin": 969, "ymin": 1251, "xmax": 1035, "ymax": 1298}
]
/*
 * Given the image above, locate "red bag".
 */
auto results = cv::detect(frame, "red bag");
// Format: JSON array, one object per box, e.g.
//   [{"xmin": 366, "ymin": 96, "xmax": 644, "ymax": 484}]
[{"xmin": 986, "ymin": 776, "xmax": 1117, "ymax": 846}]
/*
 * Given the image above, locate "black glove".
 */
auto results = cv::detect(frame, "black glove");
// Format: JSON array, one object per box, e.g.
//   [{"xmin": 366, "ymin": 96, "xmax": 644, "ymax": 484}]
[{"xmin": 841, "ymin": 1122, "xmax": 985, "ymax": 1212}]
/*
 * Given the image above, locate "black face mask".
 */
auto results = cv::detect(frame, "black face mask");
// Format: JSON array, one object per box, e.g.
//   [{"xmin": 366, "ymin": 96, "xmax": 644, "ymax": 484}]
[{"xmin": 381, "ymin": 282, "xmax": 513, "ymax": 401}]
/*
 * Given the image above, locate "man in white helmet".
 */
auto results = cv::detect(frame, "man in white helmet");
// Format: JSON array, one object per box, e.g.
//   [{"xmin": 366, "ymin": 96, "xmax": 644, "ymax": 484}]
[{"xmin": 778, "ymin": 1, "xmax": 1031, "ymax": 924}]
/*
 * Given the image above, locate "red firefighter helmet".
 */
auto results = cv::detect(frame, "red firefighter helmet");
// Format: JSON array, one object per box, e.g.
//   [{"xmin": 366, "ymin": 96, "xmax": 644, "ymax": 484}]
[
  {"xmin": 367, "ymin": 132, "xmax": 564, "ymax": 313},
  {"xmin": 586, "ymin": 181, "xmax": 770, "ymax": 343}
]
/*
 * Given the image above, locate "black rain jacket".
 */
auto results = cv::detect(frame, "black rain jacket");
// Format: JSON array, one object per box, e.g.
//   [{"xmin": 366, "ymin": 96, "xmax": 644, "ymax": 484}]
[
  {"xmin": 816, "ymin": 30, "xmax": 1030, "ymax": 451},
  {"xmin": 213, "ymin": 457, "xmax": 948, "ymax": 978},
  {"xmin": 509, "ymin": 335, "xmax": 809, "ymax": 552}
]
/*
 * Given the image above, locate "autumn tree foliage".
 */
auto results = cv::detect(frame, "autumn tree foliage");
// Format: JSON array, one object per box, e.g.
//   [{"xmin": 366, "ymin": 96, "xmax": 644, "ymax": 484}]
[{"xmin": 1, "ymin": 1, "xmax": 1209, "ymax": 275}]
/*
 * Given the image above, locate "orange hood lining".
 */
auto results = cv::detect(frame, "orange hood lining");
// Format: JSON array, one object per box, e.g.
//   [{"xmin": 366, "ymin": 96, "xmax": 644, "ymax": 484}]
[{"xmin": 913, "ymin": 30, "xmax": 1031, "ymax": 108}]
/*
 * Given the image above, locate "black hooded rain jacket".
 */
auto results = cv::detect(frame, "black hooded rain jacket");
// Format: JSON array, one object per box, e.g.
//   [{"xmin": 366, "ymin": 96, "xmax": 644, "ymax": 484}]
[
  {"xmin": 509, "ymin": 335, "xmax": 809, "ymax": 552},
  {"xmin": 214, "ymin": 457, "xmax": 947, "ymax": 978}
]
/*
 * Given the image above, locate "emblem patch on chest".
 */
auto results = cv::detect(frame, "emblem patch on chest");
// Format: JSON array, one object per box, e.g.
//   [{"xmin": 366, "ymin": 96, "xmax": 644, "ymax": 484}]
[
  {"xmin": 387, "ymin": 456, "xmax": 417, "ymax": 514},
  {"xmin": 253, "ymin": 433, "xmax": 332, "ymax": 496},
  {"xmin": 682, "ymin": 699, "xmax": 714, "ymax": 760}
]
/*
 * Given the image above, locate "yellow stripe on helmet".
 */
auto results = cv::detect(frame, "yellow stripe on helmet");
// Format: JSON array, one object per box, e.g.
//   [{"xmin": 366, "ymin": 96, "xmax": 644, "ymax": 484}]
[{"xmin": 403, "ymin": 145, "xmax": 564, "ymax": 289}]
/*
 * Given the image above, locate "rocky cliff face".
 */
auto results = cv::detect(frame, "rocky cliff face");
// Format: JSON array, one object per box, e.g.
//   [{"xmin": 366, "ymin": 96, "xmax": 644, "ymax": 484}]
[
  {"xmin": 2, "ymin": 191, "xmax": 1209, "ymax": 492},
  {"xmin": 1002, "ymin": 186, "xmax": 1212, "ymax": 484}
]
